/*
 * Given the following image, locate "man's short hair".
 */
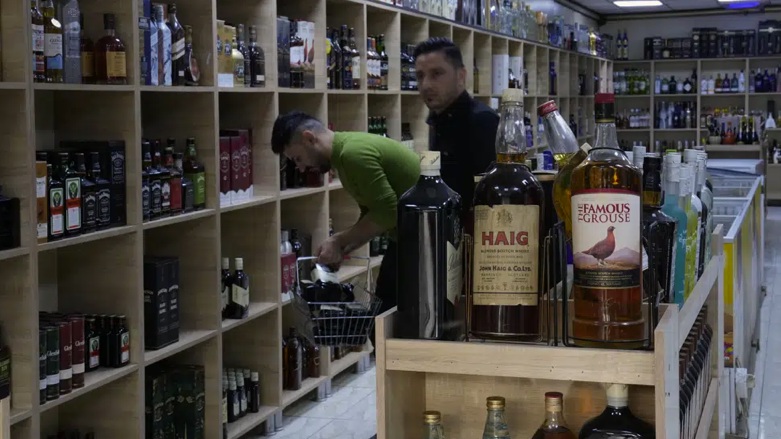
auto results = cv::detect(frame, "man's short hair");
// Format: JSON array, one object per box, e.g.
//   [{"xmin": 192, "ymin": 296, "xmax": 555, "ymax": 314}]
[
  {"xmin": 413, "ymin": 37, "xmax": 465, "ymax": 69},
  {"xmin": 271, "ymin": 111, "xmax": 324, "ymax": 154}
]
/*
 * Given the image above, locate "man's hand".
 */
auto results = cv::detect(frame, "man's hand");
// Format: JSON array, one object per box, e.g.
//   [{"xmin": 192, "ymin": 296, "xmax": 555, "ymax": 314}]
[{"xmin": 316, "ymin": 236, "xmax": 345, "ymax": 270}]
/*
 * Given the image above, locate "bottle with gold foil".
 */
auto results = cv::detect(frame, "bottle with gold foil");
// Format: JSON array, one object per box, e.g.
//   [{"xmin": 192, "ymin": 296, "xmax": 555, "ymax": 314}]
[
  {"xmin": 230, "ymin": 29, "xmax": 245, "ymax": 87},
  {"xmin": 470, "ymin": 88, "xmax": 544, "ymax": 342},
  {"xmin": 482, "ymin": 396, "xmax": 510, "ymax": 439},
  {"xmin": 423, "ymin": 411, "xmax": 445, "ymax": 439},
  {"xmin": 531, "ymin": 392, "xmax": 576, "ymax": 439}
]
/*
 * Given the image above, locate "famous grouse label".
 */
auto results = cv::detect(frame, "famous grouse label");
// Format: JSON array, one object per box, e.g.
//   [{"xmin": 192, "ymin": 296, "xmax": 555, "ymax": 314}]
[
  {"xmin": 571, "ymin": 190, "xmax": 642, "ymax": 288},
  {"xmin": 472, "ymin": 204, "xmax": 539, "ymax": 306}
]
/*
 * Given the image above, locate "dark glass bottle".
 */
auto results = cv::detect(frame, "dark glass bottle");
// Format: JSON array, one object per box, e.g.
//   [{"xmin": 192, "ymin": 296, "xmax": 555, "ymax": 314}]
[
  {"xmin": 470, "ymin": 88, "xmax": 544, "ymax": 342},
  {"xmin": 284, "ymin": 328, "xmax": 302, "ymax": 390},
  {"xmin": 147, "ymin": 142, "xmax": 162, "ymax": 219},
  {"xmin": 531, "ymin": 392, "xmax": 576, "ymax": 439},
  {"xmin": 249, "ymin": 371, "xmax": 261, "ymax": 413},
  {"xmin": 84, "ymin": 317, "xmax": 100, "ymax": 372},
  {"xmin": 59, "ymin": 153, "xmax": 82, "ymax": 236},
  {"xmin": 230, "ymin": 257, "xmax": 250, "ymax": 319},
  {"xmin": 167, "ymin": 3, "xmax": 186, "ymax": 85},
  {"xmin": 94, "ymin": 13, "xmax": 127, "ymax": 84},
  {"xmin": 79, "ymin": 13, "xmax": 95, "ymax": 84},
  {"xmin": 379, "ymin": 34, "xmax": 389, "ymax": 90},
  {"xmin": 306, "ymin": 342, "xmax": 320, "ymax": 378},
  {"xmin": 227, "ymin": 379, "xmax": 238, "ymax": 422},
  {"xmin": 114, "ymin": 315, "xmax": 130, "ymax": 367},
  {"xmin": 0, "ymin": 327, "xmax": 10, "ymax": 401},
  {"xmin": 237, "ymin": 24, "xmax": 251, "ymax": 88},
  {"xmin": 175, "ymin": 152, "xmax": 194, "ymax": 212},
  {"xmin": 578, "ymin": 383, "xmax": 655, "ymax": 438},
  {"xmin": 397, "ymin": 151, "xmax": 463, "ymax": 340},
  {"xmin": 165, "ymin": 144, "xmax": 182, "ymax": 215},
  {"xmin": 153, "ymin": 141, "xmax": 171, "ymax": 217},
  {"xmin": 47, "ymin": 163, "xmax": 65, "ymax": 240},
  {"xmin": 183, "ymin": 25, "xmax": 200, "ymax": 86},
  {"xmin": 222, "ymin": 378, "xmax": 228, "ymax": 435},
  {"xmin": 88, "ymin": 152, "xmax": 111, "ymax": 230},
  {"xmin": 339, "ymin": 25, "xmax": 353, "ymax": 89},
  {"xmin": 290, "ymin": 229, "xmax": 303, "ymax": 259},
  {"xmin": 76, "ymin": 153, "xmax": 97, "ymax": 234},
  {"xmin": 221, "ymin": 257, "xmax": 231, "ymax": 319},
  {"xmin": 642, "ymin": 154, "xmax": 677, "ymax": 310},
  {"xmin": 183, "ymin": 138, "xmax": 206, "ymax": 210},
  {"xmin": 249, "ymin": 25, "xmax": 265, "ymax": 87},
  {"xmin": 141, "ymin": 141, "xmax": 152, "ymax": 221}
]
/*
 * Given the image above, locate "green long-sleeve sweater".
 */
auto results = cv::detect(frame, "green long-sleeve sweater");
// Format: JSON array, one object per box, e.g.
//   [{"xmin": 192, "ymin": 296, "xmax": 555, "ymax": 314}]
[{"xmin": 331, "ymin": 132, "xmax": 420, "ymax": 234}]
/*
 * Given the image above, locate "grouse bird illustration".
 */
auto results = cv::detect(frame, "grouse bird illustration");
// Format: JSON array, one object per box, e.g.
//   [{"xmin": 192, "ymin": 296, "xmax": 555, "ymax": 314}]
[{"xmin": 582, "ymin": 226, "xmax": 616, "ymax": 266}]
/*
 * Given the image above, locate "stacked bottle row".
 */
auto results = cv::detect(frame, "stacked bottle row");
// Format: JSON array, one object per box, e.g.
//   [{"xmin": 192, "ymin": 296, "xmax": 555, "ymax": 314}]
[
  {"xmin": 141, "ymin": 138, "xmax": 207, "ymax": 222},
  {"xmin": 220, "ymin": 257, "xmax": 250, "ymax": 321},
  {"xmin": 679, "ymin": 306, "xmax": 715, "ymax": 439},
  {"xmin": 422, "ymin": 385, "xmax": 654, "ymax": 439},
  {"xmin": 216, "ymin": 20, "xmax": 265, "ymax": 88},
  {"xmin": 280, "ymin": 228, "xmax": 311, "ymax": 301},
  {"xmin": 281, "ymin": 327, "xmax": 321, "ymax": 391},
  {"xmin": 702, "ymin": 109, "xmax": 761, "ymax": 145},
  {"xmin": 220, "ymin": 367, "xmax": 262, "ymax": 435},
  {"xmin": 656, "ymin": 72, "xmax": 697, "ymax": 95},
  {"xmin": 656, "ymin": 101, "xmax": 697, "ymax": 130}
]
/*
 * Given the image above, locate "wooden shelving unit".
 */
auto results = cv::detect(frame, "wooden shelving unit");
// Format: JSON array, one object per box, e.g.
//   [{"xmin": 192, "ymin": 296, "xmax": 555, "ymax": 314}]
[
  {"xmin": 375, "ymin": 228, "xmax": 727, "ymax": 439},
  {"xmin": 0, "ymin": 0, "xmax": 610, "ymax": 437},
  {"xmin": 614, "ymin": 57, "xmax": 781, "ymax": 152}
]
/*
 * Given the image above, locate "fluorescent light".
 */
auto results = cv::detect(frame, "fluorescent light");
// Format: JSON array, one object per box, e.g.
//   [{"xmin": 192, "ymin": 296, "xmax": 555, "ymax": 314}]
[
  {"xmin": 613, "ymin": 0, "xmax": 663, "ymax": 6},
  {"xmin": 718, "ymin": 0, "xmax": 747, "ymax": 2}
]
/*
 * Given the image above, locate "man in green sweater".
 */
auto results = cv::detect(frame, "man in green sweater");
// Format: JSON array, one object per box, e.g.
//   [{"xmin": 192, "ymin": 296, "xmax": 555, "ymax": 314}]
[{"xmin": 271, "ymin": 111, "xmax": 420, "ymax": 313}]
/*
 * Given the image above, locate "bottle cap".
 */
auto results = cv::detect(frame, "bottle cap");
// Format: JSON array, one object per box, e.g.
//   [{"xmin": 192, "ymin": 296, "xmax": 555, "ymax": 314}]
[
  {"xmin": 423, "ymin": 411, "xmax": 441, "ymax": 424},
  {"xmin": 501, "ymin": 88, "xmax": 524, "ymax": 103},
  {"xmin": 281, "ymin": 230, "xmax": 289, "ymax": 241},
  {"xmin": 537, "ymin": 100, "xmax": 558, "ymax": 117},
  {"xmin": 486, "ymin": 396, "xmax": 505, "ymax": 409},
  {"xmin": 251, "ymin": 372, "xmax": 259, "ymax": 381},
  {"xmin": 684, "ymin": 149, "xmax": 699, "ymax": 164},
  {"xmin": 419, "ymin": 151, "xmax": 441, "ymax": 171},
  {"xmin": 234, "ymin": 258, "xmax": 244, "ymax": 270},
  {"xmin": 605, "ymin": 383, "xmax": 629, "ymax": 407},
  {"xmin": 544, "ymin": 391, "xmax": 564, "ymax": 412},
  {"xmin": 222, "ymin": 257, "xmax": 229, "ymax": 269},
  {"xmin": 625, "ymin": 151, "xmax": 634, "ymax": 163},
  {"xmin": 632, "ymin": 145, "xmax": 646, "ymax": 169},
  {"xmin": 580, "ymin": 143, "xmax": 592, "ymax": 153}
]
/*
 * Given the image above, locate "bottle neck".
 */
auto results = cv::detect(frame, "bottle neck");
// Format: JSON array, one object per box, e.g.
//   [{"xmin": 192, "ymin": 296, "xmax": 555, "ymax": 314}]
[
  {"xmin": 593, "ymin": 119, "xmax": 619, "ymax": 150},
  {"xmin": 495, "ymin": 101, "xmax": 527, "ymax": 162},
  {"xmin": 421, "ymin": 168, "xmax": 441, "ymax": 177},
  {"xmin": 542, "ymin": 408, "xmax": 567, "ymax": 429}
]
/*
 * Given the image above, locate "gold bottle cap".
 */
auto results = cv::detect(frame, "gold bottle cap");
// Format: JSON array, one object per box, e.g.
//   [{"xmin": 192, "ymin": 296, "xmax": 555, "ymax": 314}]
[
  {"xmin": 486, "ymin": 396, "xmax": 505, "ymax": 409},
  {"xmin": 501, "ymin": 88, "xmax": 524, "ymax": 103},
  {"xmin": 423, "ymin": 411, "xmax": 441, "ymax": 424},
  {"xmin": 544, "ymin": 391, "xmax": 564, "ymax": 411}
]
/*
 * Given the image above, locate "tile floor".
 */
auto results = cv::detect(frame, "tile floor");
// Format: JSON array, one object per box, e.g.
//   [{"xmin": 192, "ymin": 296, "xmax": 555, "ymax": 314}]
[{"xmin": 263, "ymin": 207, "xmax": 781, "ymax": 439}]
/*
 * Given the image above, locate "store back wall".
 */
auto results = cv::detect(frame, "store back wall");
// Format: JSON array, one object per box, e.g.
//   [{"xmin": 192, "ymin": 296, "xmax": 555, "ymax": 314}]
[
  {"xmin": 602, "ymin": 11, "xmax": 781, "ymax": 60},
  {"xmin": 530, "ymin": 0, "xmax": 600, "ymax": 28}
]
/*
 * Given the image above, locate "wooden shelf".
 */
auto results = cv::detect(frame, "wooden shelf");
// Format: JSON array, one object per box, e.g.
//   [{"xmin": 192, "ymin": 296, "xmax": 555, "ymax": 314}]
[
  {"xmin": 221, "ymin": 302, "xmax": 278, "ymax": 332},
  {"xmin": 39, "ymin": 364, "xmax": 139, "ymax": 413},
  {"xmin": 328, "ymin": 349, "xmax": 371, "ymax": 378},
  {"xmin": 225, "ymin": 405, "xmax": 277, "ymax": 439},
  {"xmin": 144, "ymin": 330, "xmax": 218, "ymax": 366},
  {"xmin": 281, "ymin": 376, "xmax": 329, "ymax": 408}
]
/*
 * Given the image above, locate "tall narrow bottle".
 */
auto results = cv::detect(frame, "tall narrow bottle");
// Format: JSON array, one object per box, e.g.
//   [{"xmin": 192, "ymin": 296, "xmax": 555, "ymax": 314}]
[
  {"xmin": 221, "ymin": 257, "xmax": 231, "ymax": 319},
  {"xmin": 678, "ymin": 162, "xmax": 699, "ymax": 299},
  {"xmin": 42, "ymin": 0, "xmax": 63, "ymax": 83},
  {"xmin": 248, "ymin": 25, "xmax": 265, "ymax": 87},
  {"xmin": 183, "ymin": 25, "xmax": 200, "ymax": 85},
  {"xmin": 47, "ymin": 163, "xmax": 65, "ymax": 240},
  {"xmin": 470, "ymin": 88, "xmax": 544, "ymax": 342},
  {"xmin": 231, "ymin": 257, "xmax": 250, "ymax": 319},
  {"xmin": 570, "ymin": 93, "xmax": 645, "ymax": 349},
  {"xmin": 578, "ymin": 384, "xmax": 655, "ymax": 438},
  {"xmin": 423, "ymin": 411, "xmax": 445, "ymax": 439},
  {"xmin": 154, "ymin": 5, "xmax": 171, "ymax": 86},
  {"xmin": 531, "ymin": 392, "xmax": 576, "ymax": 439},
  {"xmin": 697, "ymin": 152, "xmax": 713, "ymax": 266},
  {"xmin": 32, "ymin": 0, "xmax": 46, "ymax": 82},
  {"xmin": 89, "ymin": 151, "xmax": 111, "ymax": 230},
  {"xmin": 183, "ymin": 138, "xmax": 206, "ymax": 209},
  {"xmin": 76, "ymin": 153, "xmax": 96, "ymax": 233},
  {"xmin": 167, "ymin": 3, "xmax": 186, "ymax": 85},
  {"xmin": 682, "ymin": 161, "xmax": 703, "ymax": 283},
  {"xmin": 397, "ymin": 151, "xmax": 463, "ymax": 341},
  {"xmin": 482, "ymin": 396, "xmax": 510, "ymax": 438},
  {"xmin": 94, "ymin": 13, "xmax": 127, "ymax": 84},
  {"xmin": 685, "ymin": 149, "xmax": 709, "ymax": 278},
  {"xmin": 61, "ymin": 0, "xmax": 81, "ymax": 83},
  {"xmin": 661, "ymin": 153, "xmax": 688, "ymax": 307},
  {"xmin": 642, "ymin": 154, "xmax": 677, "ymax": 308},
  {"xmin": 60, "ymin": 153, "xmax": 82, "ymax": 236}
]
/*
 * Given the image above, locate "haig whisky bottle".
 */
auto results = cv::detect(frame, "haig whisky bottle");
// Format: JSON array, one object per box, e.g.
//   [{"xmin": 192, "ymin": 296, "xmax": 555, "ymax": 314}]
[
  {"xmin": 569, "ymin": 93, "xmax": 645, "ymax": 349},
  {"xmin": 470, "ymin": 88, "xmax": 544, "ymax": 342}
]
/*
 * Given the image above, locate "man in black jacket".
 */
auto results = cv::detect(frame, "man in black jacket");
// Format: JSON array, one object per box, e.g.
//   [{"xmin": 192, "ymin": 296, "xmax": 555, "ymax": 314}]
[{"xmin": 414, "ymin": 37, "xmax": 499, "ymax": 211}]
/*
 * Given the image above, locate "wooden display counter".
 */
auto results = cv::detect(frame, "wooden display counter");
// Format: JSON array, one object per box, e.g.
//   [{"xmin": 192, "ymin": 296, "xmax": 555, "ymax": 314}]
[{"xmin": 374, "ymin": 227, "xmax": 725, "ymax": 439}]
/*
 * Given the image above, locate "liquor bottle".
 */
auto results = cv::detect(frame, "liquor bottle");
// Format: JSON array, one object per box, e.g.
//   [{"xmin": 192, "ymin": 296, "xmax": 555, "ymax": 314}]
[
  {"xmin": 684, "ymin": 150, "xmax": 708, "ymax": 278},
  {"xmin": 141, "ymin": 141, "xmax": 152, "ymax": 221},
  {"xmin": 531, "ymin": 392, "xmax": 576, "ymax": 439},
  {"xmin": 248, "ymin": 371, "xmax": 260, "ymax": 413},
  {"xmin": 284, "ymin": 328, "xmax": 302, "ymax": 390},
  {"xmin": 231, "ymin": 257, "xmax": 250, "ymax": 319},
  {"xmin": 79, "ymin": 14, "xmax": 94, "ymax": 84},
  {"xmin": 366, "ymin": 37, "xmax": 377, "ymax": 90},
  {"xmin": 578, "ymin": 384, "xmax": 655, "ymax": 438},
  {"xmin": 329, "ymin": 28, "xmax": 342, "ymax": 89},
  {"xmin": 474, "ymin": 59, "xmax": 479, "ymax": 94},
  {"xmin": 482, "ymin": 396, "xmax": 510, "ymax": 438},
  {"xmin": 423, "ymin": 411, "xmax": 445, "ymax": 439},
  {"xmin": 231, "ymin": 24, "xmax": 245, "ymax": 87},
  {"xmin": 470, "ymin": 89, "xmax": 543, "ymax": 341},
  {"xmin": 570, "ymin": 93, "xmax": 645, "ymax": 349},
  {"xmin": 397, "ymin": 151, "xmax": 463, "ymax": 340},
  {"xmin": 290, "ymin": 229, "xmax": 303, "ymax": 259},
  {"xmin": 47, "ymin": 163, "xmax": 64, "ymax": 240},
  {"xmin": 147, "ymin": 142, "xmax": 162, "ymax": 219},
  {"xmin": 167, "ymin": 3, "xmax": 186, "ymax": 85},
  {"xmin": 114, "ymin": 315, "xmax": 130, "ymax": 367},
  {"xmin": 154, "ymin": 5, "xmax": 172, "ymax": 86},
  {"xmin": 661, "ymin": 153, "xmax": 688, "ymax": 307},
  {"xmin": 678, "ymin": 163, "xmax": 699, "ymax": 300},
  {"xmin": 182, "ymin": 25, "xmax": 200, "ymax": 86},
  {"xmin": 539, "ymin": 100, "xmax": 590, "ymax": 241},
  {"xmin": 227, "ymin": 379, "xmax": 238, "ymax": 422},
  {"xmin": 221, "ymin": 257, "xmax": 231, "ymax": 319},
  {"xmin": 94, "ymin": 13, "xmax": 127, "ymax": 84},
  {"xmin": 183, "ymin": 137, "xmax": 206, "ymax": 209},
  {"xmin": 379, "ymin": 34, "xmax": 389, "ymax": 90},
  {"xmin": 42, "ymin": 0, "xmax": 63, "ymax": 82},
  {"xmin": 549, "ymin": 62, "xmax": 557, "ymax": 95},
  {"xmin": 0, "ymin": 328, "xmax": 9, "ymax": 401},
  {"xmin": 696, "ymin": 152, "xmax": 713, "ymax": 266},
  {"xmin": 76, "ymin": 153, "xmax": 97, "ymax": 234},
  {"xmin": 236, "ymin": 372, "xmax": 247, "ymax": 417},
  {"xmin": 59, "ymin": 153, "xmax": 82, "ymax": 236},
  {"xmin": 61, "ymin": 0, "xmax": 80, "ymax": 84},
  {"xmin": 84, "ymin": 317, "xmax": 100, "ymax": 372},
  {"xmin": 248, "ymin": 25, "xmax": 265, "ymax": 87},
  {"xmin": 175, "ymin": 151, "xmax": 194, "ymax": 212},
  {"xmin": 154, "ymin": 142, "xmax": 171, "ymax": 217},
  {"xmin": 642, "ymin": 154, "xmax": 677, "ymax": 308},
  {"xmin": 32, "ymin": 0, "xmax": 46, "ymax": 82},
  {"xmin": 289, "ymin": 21, "xmax": 304, "ymax": 88},
  {"xmin": 165, "ymin": 145, "xmax": 182, "ymax": 215},
  {"xmin": 150, "ymin": 7, "xmax": 160, "ymax": 85},
  {"xmin": 349, "ymin": 27, "xmax": 361, "ymax": 89}
]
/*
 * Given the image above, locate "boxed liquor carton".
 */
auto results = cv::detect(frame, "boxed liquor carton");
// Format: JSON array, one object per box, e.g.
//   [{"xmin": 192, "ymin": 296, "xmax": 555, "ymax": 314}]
[
  {"xmin": 138, "ymin": 0, "xmax": 152, "ymax": 85},
  {"xmin": 165, "ymin": 257, "xmax": 180, "ymax": 345},
  {"xmin": 220, "ymin": 129, "xmax": 254, "ymax": 202},
  {"xmin": 143, "ymin": 257, "xmax": 170, "ymax": 350},
  {"xmin": 219, "ymin": 136, "xmax": 232, "ymax": 205},
  {"xmin": 36, "ymin": 160, "xmax": 48, "ymax": 243},
  {"xmin": 145, "ymin": 368, "xmax": 166, "ymax": 439},
  {"xmin": 277, "ymin": 17, "xmax": 291, "ymax": 87},
  {"xmin": 171, "ymin": 366, "xmax": 205, "ymax": 439}
]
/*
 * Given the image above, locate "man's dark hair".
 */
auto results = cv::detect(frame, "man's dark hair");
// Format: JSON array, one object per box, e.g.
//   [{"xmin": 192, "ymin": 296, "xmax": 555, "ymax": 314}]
[
  {"xmin": 412, "ymin": 37, "xmax": 465, "ymax": 69},
  {"xmin": 271, "ymin": 111, "xmax": 324, "ymax": 154}
]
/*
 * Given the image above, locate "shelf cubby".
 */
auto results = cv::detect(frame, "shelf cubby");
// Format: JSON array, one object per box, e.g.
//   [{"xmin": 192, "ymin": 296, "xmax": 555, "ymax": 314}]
[
  {"xmin": 400, "ymin": 13, "xmax": 428, "ymax": 47},
  {"xmin": 77, "ymin": 1, "xmax": 137, "ymax": 85},
  {"xmin": 329, "ymin": 94, "xmax": 368, "ymax": 131},
  {"xmin": 0, "ymin": 88, "xmax": 32, "ymax": 248},
  {"xmin": 428, "ymin": 20, "xmax": 452, "ymax": 40},
  {"xmin": 281, "ymin": 192, "xmax": 328, "ymax": 251},
  {"xmin": 367, "ymin": 5, "xmax": 401, "ymax": 91},
  {"xmin": 401, "ymin": 94, "xmax": 428, "ymax": 151},
  {"xmin": 0, "ymin": 256, "xmax": 34, "ymax": 415},
  {"xmin": 453, "ymin": 27, "xmax": 474, "ymax": 94},
  {"xmin": 277, "ymin": 0, "xmax": 327, "ymax": 90},
  {"xmin": 327, "ymin": 0, "xmax": 367, "ymax": 91},
  {"xmin": 368, "ymin": 93, "xmax": 401, "ymax": 139}
]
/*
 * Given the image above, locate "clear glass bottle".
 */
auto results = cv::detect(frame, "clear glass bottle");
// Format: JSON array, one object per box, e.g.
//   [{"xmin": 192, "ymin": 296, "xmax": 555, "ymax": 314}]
[
  {"xmin": 677, "ymin": 162, "xmax": 699, "ymax": 300},
  {"xmin": 423, "ymin": 411, "xmax": 445, "ymax": 439},
  {"xmin": 661, "ymin": 153, "xmax": 688, "ymax": 307},
  {"xmin": 482, "ymin": 396, "xmax": 510, "ymax": 439},
  {"xmin": 531, "ymin": 392, "xmax": 575, "ymax": 439}
]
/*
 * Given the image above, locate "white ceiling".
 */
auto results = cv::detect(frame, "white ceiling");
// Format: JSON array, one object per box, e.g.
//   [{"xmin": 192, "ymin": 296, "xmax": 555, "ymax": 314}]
[{"xmin": 571, "ymin": 0, "xmax": 781, "ymax": 15}]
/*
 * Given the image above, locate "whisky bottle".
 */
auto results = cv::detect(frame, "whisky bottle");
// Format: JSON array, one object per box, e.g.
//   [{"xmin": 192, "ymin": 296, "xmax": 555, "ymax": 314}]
[
  {"xmin": 42, "ymin": 0, "xmax": 63, "ymax": 83},
  {"xmin": 538, "ymin": 100, "xmax": 590, "ymax": 240},
  {"xmin": 684, "ymin": 149, "xmax": 709, "ymax": 278},
  {"xmin": 153, "ymin": 142, "xmax": 171, "ymax": 217},
  {"xmin": 76, "ymin": 153, "xmax": 97, "ymax": 234},
  {"xmin": 329, "ymin": 28, "xmax": 343, "ymax": 89},
  {"xmin": 221, "ymin": 257, "xmax": 231, "ymax": 319},
  {"xmin": 248, "ymin": 25, "xmax": 265, "ymax": 87},
  {"xmin": 423, "ymin": 411, "xmax": 445, "ymax": 439},
  {"xmin": 31, "ymin": 0, "xmax": 46, "ymax": 82},
  {"xmin": 379, "ymin": 34, "xmax": 389, "ymax": 90},
  {"xmin": 84, "ymin": 317, "xmax": 100, "ymax": 372},
  {"xmin": 79, "ymin": 13, "xmax": 94, "ymax": 84},
  {"xmin": 570, "ymin": 93, "xmax": 645, "ymax": 349},
  {"xmin": 237, "ymin": 24, "xmax": 250, "ymax": 87},
  {"xmin": 183, "ymin": 138, "xmax": 206, "ymax": 210},
  {"xmin": 165, "ymin": 144, "xmax": 182, "ymax": 215},
  {"xmin": 284, "ymin": 327, "xmax": 302, "ymax": 390},
  {"xmin": 339, "ymin": 25, "xmax": 353, "ymax": 89},
  {"xmin": 661, "ymin": 153, "xmax": 688, "ymax": 307},
  {"xmin": 115, "ymin": 315, "xmax": 130, "ymax": 367},
  {"xmin": 579, "ymin": 384, "xmax": 655, "ymax": 438},
  {"xmin": 248, "ymin": 371, "xmax": 260, "ymax": 413},
  {"xmin": 230, "ymin": 257, "xmax": 250, "ymax": 319},
  {"xmin": 231, "ymin": 29, "xmax": 245, "ymax": 88},
  {"xmin": 183, "ymin": 25, "xmax": 200, "ymax": 85},
  {"xmin": 531, "ymin": 392, "xmax": 576, "ymax": 439},
  {"xmin": 47, "ymin": 163, "xmax": 64, "ymax": 240},
  {"xmin": 397, "ymin": 151, "xmax": 463, "ymax": 340},
  {"xmin": 141, "ymin": 141, "xmax": 152, "ymax": 221},
  {"xmin": 348, "ymin": 27, "xmax": 361, "ymax": 89},
  {"xmin": 306, "ymin": 342, "xmax": 320, "ymax": 378},
  {"xmin": 678, "ymin": 163, "xmax": 699, "ymax": 300},
  {"xmin": 642, "ymin": 154, "xmax": 677, "ymax": 307},
  {"xmin": 60, "ymin": 153, "xmax": 82, "ymax": 236},
  {"xmin": 175, "ymin": 152, "xmax": 195, "ymax": 212},
  {"xmin": 167, "ymin": 3, "xmax": 186, "ymax": 85},
  {"xmin": 148, "ymin": 141, "xmax": 163, "ymax": 219},
  {"xmin": 470, "ymin": 88, "xmax": 544, "ymax": 342},
  {"xmin": 366, "ymin": 37, "xmax": 377, "ymax": 89},
  {"xmin": 61, "ymin": 0, "xmax": 81, "ymax": 84},
  {"xmin": 482, "ymin": 396, "xmax": 510, "ymax": 438},
  {"xmin": 154, "ymin": 5, "xmax": 171, "ymax": 86},
  {"xmin": 94, "ymin": 13, "xmax": 127, "ymax": 84}
]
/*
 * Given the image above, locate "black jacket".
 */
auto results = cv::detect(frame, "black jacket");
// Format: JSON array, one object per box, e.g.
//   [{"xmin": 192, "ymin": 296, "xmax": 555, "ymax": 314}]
[{"xmin": 427, "ymin": 91, "xmax": 499, "ymax": 211}]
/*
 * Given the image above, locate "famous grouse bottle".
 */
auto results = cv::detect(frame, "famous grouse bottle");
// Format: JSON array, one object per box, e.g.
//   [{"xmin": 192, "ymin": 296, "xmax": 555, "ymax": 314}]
[{"xmin": 397, "ymin": 151, "xmax": 463, "ymax": 340}]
